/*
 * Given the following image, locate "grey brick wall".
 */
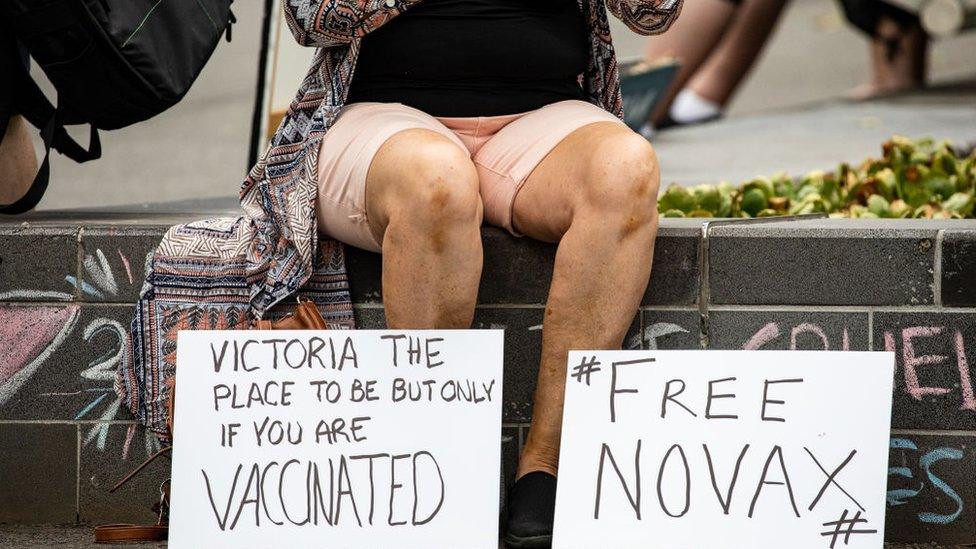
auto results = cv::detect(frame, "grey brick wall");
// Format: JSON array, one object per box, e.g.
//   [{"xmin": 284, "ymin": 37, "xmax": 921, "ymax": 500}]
[{"xmin": 1, "ymin": 217, "xmax": 974, "ymax": 544}]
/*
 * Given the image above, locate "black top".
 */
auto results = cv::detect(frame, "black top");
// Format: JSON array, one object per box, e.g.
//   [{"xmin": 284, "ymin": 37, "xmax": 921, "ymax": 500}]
[{"xmin": 346, "ymin": 0, "xmax": 590, "ymax": 117}]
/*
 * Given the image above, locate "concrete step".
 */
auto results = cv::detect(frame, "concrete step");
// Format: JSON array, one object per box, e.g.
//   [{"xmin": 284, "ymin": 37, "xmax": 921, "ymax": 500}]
[
  {"xmin": 1, "ymin": 213, "xmax": 975, "ymax": 544},
  {"xmin": 0, "ymin": 525, "xmax": 969, "ymax": 549}
]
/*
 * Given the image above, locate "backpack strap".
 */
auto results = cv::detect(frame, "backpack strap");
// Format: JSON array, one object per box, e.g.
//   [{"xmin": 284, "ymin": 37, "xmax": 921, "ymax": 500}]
[
  {"xmin": 0, "ymin": 91, "xmax": 100, "ymax": 215},
  {"xmin": 0, "ymin": 50, "xmax": 101, "ymax": 215},
  {"xmin": 15, "ymin": 75, "xmax": 101, "ymax": 163}
]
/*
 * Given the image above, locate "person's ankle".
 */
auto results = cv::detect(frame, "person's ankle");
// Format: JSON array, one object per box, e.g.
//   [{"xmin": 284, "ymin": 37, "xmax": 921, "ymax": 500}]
[
  {"xmin": 516, "ymin": 452, "xmax": 559, "ymax": 480},
  {"xmin": 869, "ymin": 17, "xmax": 927, "ymax": 92},
  {"xmin": 667, "ymin": 88, "xmax": 723, "ymax": 125}
]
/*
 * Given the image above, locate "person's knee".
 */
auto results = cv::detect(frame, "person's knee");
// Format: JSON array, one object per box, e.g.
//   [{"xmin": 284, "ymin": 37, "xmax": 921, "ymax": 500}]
[
  {"xmin": 581, "ymin": 131, "xmax": 660, "ymax": 238},
  {"xmin": 396, "ymin": 133, "xmax": 482, "ymax": 229}
]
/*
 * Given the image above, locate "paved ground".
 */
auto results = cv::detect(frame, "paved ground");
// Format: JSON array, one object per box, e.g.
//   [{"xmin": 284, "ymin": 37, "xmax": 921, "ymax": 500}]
[
  {"xmin": 0, "ymin": 526, "xmax": 971, "ymax": 549},
  {"xmin": 651, "ymin": 81, "xmax": 976, "ymax": 186},
  {"xmin": 24, "ymin": 0, "xmax": 976, "ymax": 211},
  {"xmin": 35, "ymin": 81, "xmax": 976, "ymax": 214}
]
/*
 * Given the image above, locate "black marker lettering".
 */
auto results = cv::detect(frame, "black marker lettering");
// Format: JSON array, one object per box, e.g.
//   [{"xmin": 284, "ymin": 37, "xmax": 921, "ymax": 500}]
[
  {"xmin": 350, "ymin": 453, "xmax": 390, "ymax": 525},
  {"xmin": 280, "ymin": 459, "xmax": 311, "ymax": 526},
  {"xmin": 611, "ymin": 358, "xmax": 654, "ymax": 422},
  {"xmin": 229, "ymin": 464, "xmax": 261, "ymax": 529},
  {"xmin": 211, "ymin": 340, "xmax": 230, "ymax": 373},
  {"xmin": 656, "ymin": 444, "xmax": 690, "ymax": 518},
  {"xmin": 425, "ymin": 337, "xmax": 444, "ymax": 368},
  {"xmin": 761, "ymin": 378, "xmax": 804, "ymax": 422},
  {"xmin": 703, "ymin": 443, "xmax": 750, "ymax": 515},
  {"xmin": 259, "ymin": 461, "xmax": 284, "ymax": 526},
  {"xmin": 748, "ymin": 445, "xmax": 800, "ymax": 518},
  {"xmin": 805, "ymin": 447, "xmax": 864, "ymax": 512},
  {"xmin": 389, "ymin": 454, "xmax": 411, "ymax": 526},
  {"xmin": 705, "ymin": 377, "xmax": 739, "ymax": 420},
  {"xmin": 336, "ymin": 456, "xmax": 362, "ymax": 526},
  {"xmin": 261, "ymin": 339, "xmax": 287, "ymax": 370},
  {"xmin": 283, "ymin": 339, "xmax": 307, "ymax": 369},
  {"xmin": 412, "ymin": 451, "xmax": 445, "ymax": 525},
  {"xmin": 381, "ymin": 335, "xmax": 407, "ymax": 366},
  {"xmin": 661, "ymin": 379, "xmax": 698, "ymax": 418},
  {"xmin": 202, "ymin": 464, "xmax": 242, "ymax": 531},
  {"xmin": 240, "ymin": 339, "xmax": 259, "ymax": 372},
  {"xmin": 339, "ymin": 337, "xmax": 358, "ymax": 370},
  {"xmin": 594, "ymin": 440, "xmax": 642, "ymax": 520}
]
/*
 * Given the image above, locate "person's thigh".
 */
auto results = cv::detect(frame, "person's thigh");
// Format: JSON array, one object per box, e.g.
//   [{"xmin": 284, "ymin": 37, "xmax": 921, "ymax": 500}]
[
  {"xmin": 471, "ymin": 100, "xmax": 630, "ymax": 239},
  {"xmin": 315, "ymin": 102, "xmax": 469, "ymax": 252}
]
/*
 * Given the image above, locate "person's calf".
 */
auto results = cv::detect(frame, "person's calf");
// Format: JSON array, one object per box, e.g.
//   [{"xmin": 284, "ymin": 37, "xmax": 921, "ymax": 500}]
[
  {"xmin": 507, "ymin": 130, "xmax": 660, "ymax": 548},
  {"xmin": 366, "ymin": 130, "xmax": 484, "ymax": 329},
  {"xmin": 851, "ymin": 17, "xmax": 927, "ymax": 99},
  {"xmin": 516, "ymin": 131, "xmax": 660, "ymax": 479}
]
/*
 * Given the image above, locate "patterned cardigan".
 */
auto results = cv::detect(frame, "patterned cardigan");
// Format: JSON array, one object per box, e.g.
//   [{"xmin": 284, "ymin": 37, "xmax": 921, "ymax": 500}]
[{"xmin": 116, "ymin": 0, "xmax": 683, "ymax": 439}]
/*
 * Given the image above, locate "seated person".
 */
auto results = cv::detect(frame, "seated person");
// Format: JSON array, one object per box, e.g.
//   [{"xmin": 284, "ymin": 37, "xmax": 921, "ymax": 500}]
[{"xmin": 119, "ymin": 2, "xmax": 681, "ymax": 547}]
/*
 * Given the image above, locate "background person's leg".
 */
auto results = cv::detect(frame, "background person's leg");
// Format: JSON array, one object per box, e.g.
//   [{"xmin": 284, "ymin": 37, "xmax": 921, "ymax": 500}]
[
  {"xmin": 644, "ymin": 0, "xmax": 738, "ymax": 125},
  {"xmin": 364, "ymin": 128, "xmax": 485, "ymax": 329},
  {"xmin": 509, "ymin": 122, "xmax": 660, "ymax": 478},
  {"xmin": 683, "ymin": 0, "xmax": 789, "ymax": 111},
  {"xmin": 852, "ymin": 17, "xmax": 927, "ymax": 98},
  {"xmin": 0, "ymin": 115, "xmax": 37, "ymax": 206},
  {"xmin": 837, "ymin": 0, "xmax": 927, "ymax": 98}
]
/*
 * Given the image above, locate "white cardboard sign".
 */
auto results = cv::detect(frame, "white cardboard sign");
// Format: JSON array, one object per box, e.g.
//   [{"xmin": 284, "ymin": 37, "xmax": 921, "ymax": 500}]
[
  {"xmin": 169, "ymin": 330, "xmax": 503, "ymax": 549},
  {"xmin": 554, "ymin": 350, "xmax": 895, "ymax": 549}
]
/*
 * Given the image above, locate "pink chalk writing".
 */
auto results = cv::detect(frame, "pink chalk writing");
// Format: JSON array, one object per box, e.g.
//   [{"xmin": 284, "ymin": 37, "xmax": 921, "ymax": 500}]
[
  {"xmin": 743, "ymin": 322, "xmax": 850, "ymax": 351},
  {"xmin": 885, "ymin": 326, "xmax": 976, "ymax": 411}
]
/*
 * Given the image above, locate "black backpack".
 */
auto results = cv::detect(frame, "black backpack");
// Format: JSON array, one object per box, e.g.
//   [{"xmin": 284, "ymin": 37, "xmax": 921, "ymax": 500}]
[{"xmin": 0, "ymin": 0, "xmax": 235, "ymax": 214}]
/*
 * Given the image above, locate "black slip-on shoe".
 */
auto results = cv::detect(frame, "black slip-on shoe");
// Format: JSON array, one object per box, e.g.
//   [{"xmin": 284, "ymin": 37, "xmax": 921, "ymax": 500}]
[
  {"xmin": 504, "ymin": 471, "xmax": 557, "ymax": 549},
  {"xmin": 655, "ymin": 112, "xmax": 723, "ymax": 131}
]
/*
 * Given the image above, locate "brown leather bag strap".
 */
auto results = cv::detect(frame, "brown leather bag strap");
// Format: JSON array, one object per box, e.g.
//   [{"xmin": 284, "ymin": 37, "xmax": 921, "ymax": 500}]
[
  {"xmin": 254, "ymin": 298, "xmax": 328, "ymax": 331},
  {"xmin": 109, "ymin": 445, "xmax": 172, "ymax": 493},
  {"xmin": 96, "ymin": 458, "xmax": 171, "ymax": 544},
  {"xmin": 93, "ymin": 523, "xmax": 168, "ymax": 543}
]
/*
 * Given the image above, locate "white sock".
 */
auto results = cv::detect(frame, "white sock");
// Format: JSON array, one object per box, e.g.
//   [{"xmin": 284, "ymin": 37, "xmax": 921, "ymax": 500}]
[{"xmin": 668, "ymin": 89, "xmax": 722, "ymax": 124}]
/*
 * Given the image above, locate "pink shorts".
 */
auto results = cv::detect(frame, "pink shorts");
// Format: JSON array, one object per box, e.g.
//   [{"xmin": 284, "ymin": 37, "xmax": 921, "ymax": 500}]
[{"xmin": 315, "ymin": 99, "xmax": 624, "ymax": 252}]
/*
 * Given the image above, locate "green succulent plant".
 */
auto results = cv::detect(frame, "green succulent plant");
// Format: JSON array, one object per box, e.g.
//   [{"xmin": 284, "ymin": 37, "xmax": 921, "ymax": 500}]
[{"xmin": 656, "ymin": 136, "xmax": 976, "ymax": 219}]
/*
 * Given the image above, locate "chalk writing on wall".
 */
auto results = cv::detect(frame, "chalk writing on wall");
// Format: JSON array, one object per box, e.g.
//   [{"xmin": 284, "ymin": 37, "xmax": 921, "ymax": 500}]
[
  {"xmin": 0, "ymin": 247, "xmax": 160, "ymax": 458},
  {"xmin": 744, "ymin": 322, "xmax": 851, "ymax": 351},
  {"xmin": 887, "ymin": 437, "xmax": 966, "ymax": 526},
  {"xmin": 882, "ymin": 326, "xmax": 975, "ymax": 411}
]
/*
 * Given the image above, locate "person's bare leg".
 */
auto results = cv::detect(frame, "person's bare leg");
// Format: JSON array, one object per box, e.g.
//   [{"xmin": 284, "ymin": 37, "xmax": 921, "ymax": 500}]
[
  {"xmin": 849, "ymin": 18, "xmax": 927, "ymax": 99},
  {"xmin": 644, "ymin": 0, "xmax": 737, "ymax": 124},
  {"xmin": 0, "ymin": 115, "xmax": 37, "ymax": 205},
  {"xmin": 686, "ymin": 0, "xmax": 789, "ymax": 107},
  {"xmin": 364, "ymin": 129, "xmax": 484, "ymax": 329},
  {"xmin": 513, "ymin": 123, "xmax": 659, "ymax": 477}
]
